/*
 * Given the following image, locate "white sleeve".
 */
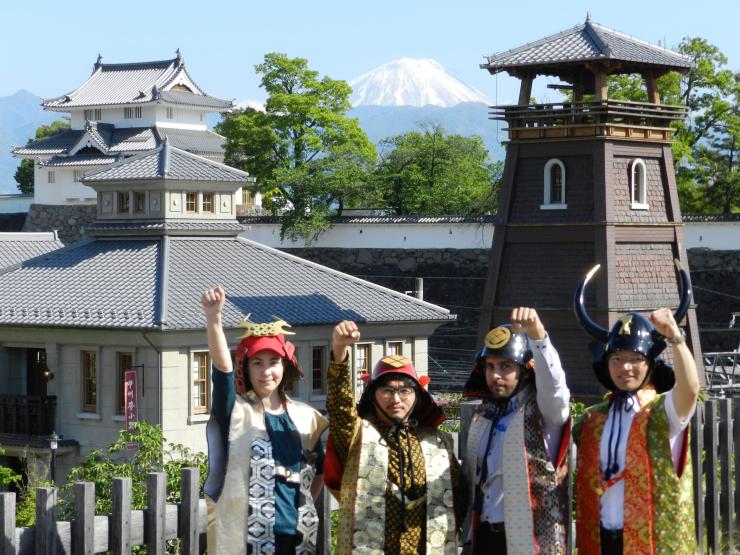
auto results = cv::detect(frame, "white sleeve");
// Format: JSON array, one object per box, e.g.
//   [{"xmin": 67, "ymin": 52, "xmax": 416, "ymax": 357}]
[
  {"xmin": 664, "ymin": 388, "xmax": 694, "ymax": 439},
  {"xmin": 532, "ymin": 335, "xmax": 571, "ymax": 427}
]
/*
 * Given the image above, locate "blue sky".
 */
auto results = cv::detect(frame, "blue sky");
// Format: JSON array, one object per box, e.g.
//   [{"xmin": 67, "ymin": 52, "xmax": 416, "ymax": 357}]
[{"xmin": 1, "ymin": 0, "xmax": 738, "ymax": 105}]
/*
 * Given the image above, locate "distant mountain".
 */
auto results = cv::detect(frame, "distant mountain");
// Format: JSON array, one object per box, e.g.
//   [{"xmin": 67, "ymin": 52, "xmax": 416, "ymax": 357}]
[
  {"xmin": 350, "ymin": 58, "xmax": 490, "ymax": 108},
  {"xmin": 0, "ymin": 90, "xmax": 60, "ymax": 194}
]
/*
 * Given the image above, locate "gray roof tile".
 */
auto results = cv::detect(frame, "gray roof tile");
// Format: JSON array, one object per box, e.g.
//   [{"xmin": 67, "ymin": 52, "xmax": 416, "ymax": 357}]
[
  {"xmin": 40, "ymin": 153, "xmax": 117, "ymax": 167},
  {"xmin": 483, "ymin": 19, "xmax": 692, "ymax": 72},
  {"xmin": 159, "ymin": 90, "xmax": 232, "ymax": 110},
  {"xmin": 42, "ymin": 55, "xmax": 232, "ymax": 110},
  {"xmin": 0, "ymin": 237, "xmax": 453, "ymax": 330},
  {"xmin": 239, "ymin": 215, "xmax": 498, "ymax": 225},
  {"xmin": 81, "ymin": 143, "xmax": 252, "ymax": 182},
  {"xmin": 0, "ymin": 233, "xmax": 64, "ymax": 269},
  {"xmin": 12, "ymin": 129, "xmax": 83, "ymax": 156}
]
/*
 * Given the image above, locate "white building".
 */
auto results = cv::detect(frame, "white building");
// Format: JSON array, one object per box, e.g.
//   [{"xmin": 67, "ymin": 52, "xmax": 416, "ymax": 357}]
[{"xmin": 11, "ymin": 51, "xmax": 258, "ymax": 209}]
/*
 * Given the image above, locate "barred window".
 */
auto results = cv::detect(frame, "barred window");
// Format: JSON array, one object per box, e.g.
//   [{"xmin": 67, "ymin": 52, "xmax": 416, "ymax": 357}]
[
  {"xmin": 117, "ymin": 192, "xmax": 130, "ymax": 214},
  {"xmin": 84, "ymin": 108, "xmax": 102, "ymax": 120},
  {"xmin": 133, "ymin": 192, "xmax": 146, "ymax": 214},
  {"xmin": 166, "ymin": 107, "xmax": 174, "ymax": 119},
  {"xmin": 124, "ymin": 106, "xmax": 142, "ymax": 119},
  {"xmin": 202, "ymin": 192, "xmax": 214, "ymax": 213},
  {"xmin": 47, "ymin": 171, "xmax": 55, "ymax": 184},
  {"xmin": 81, "ymin": 351, "xmax": 97, "ymax": 412},
  {"xmin": 186, "ymin": 192, "xmax": 197, "ymax": 212}
]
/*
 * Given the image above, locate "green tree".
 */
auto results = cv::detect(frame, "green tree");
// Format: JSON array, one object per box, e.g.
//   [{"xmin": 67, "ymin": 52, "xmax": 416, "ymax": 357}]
[
  {"xmin": 217, "ymin": 53, "xmax": 376, "ymax": 240},
  {"xmin": 604, "ymin": 38, "xmax": 739, "ymax": 213},
  {"xmin": 372, "ymin": 123, "xmax": 502, "ymax": 215},
  {"xmin": 14, "ymin": 120, "xmax": 70, "ymax": 195}
]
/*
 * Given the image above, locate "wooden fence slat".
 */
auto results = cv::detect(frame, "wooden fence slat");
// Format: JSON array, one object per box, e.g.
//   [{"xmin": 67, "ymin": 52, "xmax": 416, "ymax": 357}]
[
  {"xmin": 35, "ymin": 487, "xmax": 57, "ymax": 555},
  {"xmin": 179, "ymin": 467, "xmax": 199, "ymax": 555},
  {"xmin": 111, "ymin": 477, "xmax": 131, "ymax": 555},
  {"xmin": 0, "ymin": 492, "xmax": 16, "ymax": 555},
  {"xmin": 705, "ymin": 400, "xmax": 720, "ymax": 554},
  {"xmin": 315, "ymin": 488, "xmax": 330, "ymax": 555},
  {"xmin": 734, "ymin": 401, "xmax": 740, "ymax": 534},
  {"xmin": 146, "ymin": 472, "xmax": 166, "ymax": 555},
  {"xmin": 691, "ymin": 408, "xmax": 705, "ymax": 550},
  {"xmin": 73, "ymin": 482, "xmax": 94, "ymax": 555},
  {"xmin": 719, "ymin": 399, "xmax": 734, "ymax": 553}
]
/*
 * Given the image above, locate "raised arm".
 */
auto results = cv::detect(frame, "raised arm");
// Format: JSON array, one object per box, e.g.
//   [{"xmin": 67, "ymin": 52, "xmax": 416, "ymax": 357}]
[
  {"xmin": 649, "ymin": 308, "xmax": 700, "ymax": 420},
  {"xmin": 511, "ymin": 307, "xmax": 570, "ymax": 426},
  {"xmin": 201, "ymin": 286, "xmax": 233, "ymax": 373}
]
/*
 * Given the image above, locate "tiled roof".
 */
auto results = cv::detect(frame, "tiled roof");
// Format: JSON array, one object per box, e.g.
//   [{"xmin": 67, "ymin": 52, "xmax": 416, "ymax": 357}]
[
  {"xmin": 238, "ymin": 215, "xmax": 498, "ymax": 225},
  {"xmin": 159, "ymin": 91, "xmax": 232, "ymax": 110},
  {"xmin": 0, "ymin": 232, "xmax": 63, "ymax": 269},
  {"xmin": 40, "ymin": 153, "xmax": 117, "ymax": 167},
  {"xmin": 165, "ymin": 237, "xmax": 454, "ymax": 330},
  {"xmin": 14, "ymin": 127, "xmax": 223, "ymax": 158},
  {"xmin": 482, "ymin": 18, "xmax": 692, "ymax": 73},
  {"xmin": 42, "ymin": 54, "xmax": 232, "ymax": 110},
  {"xmin": 0, "ymin": 240, "xmax": 160, "ymax": 328},
  {"xmin": 81, "ymin": 143, "xmax": 252, "ymax": 182},
  {"xmin": 0, "ymin": 237, "xmax": 453, "ymax": 330},
  {"xmin": 86, "ymin": 220, "xmax": 244, "ymax": 237},
  {"xmin": 683, "ymin": 213, "xmax": 740, "ymax": 222}
]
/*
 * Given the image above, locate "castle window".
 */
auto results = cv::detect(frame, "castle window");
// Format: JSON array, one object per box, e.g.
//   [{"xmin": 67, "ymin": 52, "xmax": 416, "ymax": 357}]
[
  {"xmin": 166, "ymin": 107, "xmax": 174, "ymax": 119},
  {"xmin": 124, "ymin": 106, "xmax": 142, "ymax": 119},
  {"xmin": 202, "ymin": 192, "xmax": 214, "ymax": 213},
  {"xmin": 242, "ymin": 188, "xmax": 255, "ymax": 206},
  {"xmin": 541, "ymin": 159, "xmax": 567, "ymax": 210},
  {"xmin": 186, "ymin": 192, "xmax": 198, "ymax": 212},
  {"xmin": 630, "ymin": 158, "xmax": 649, "ymax": 210},
  {"xmin": 133, "ymin": 192, "xmax": 146, "ymax": 214},
  {"xmin": 47, "ymin": 171, "xmax": 56, "ymax": 184},
  {"xmin": 84, "ymin": 108, "xmax": 102, "ymax": 121},
  {"xmin": 81, "ymin": 350, "xmax": 97, "ymax": 413},
  {"xmin": 117, "ymin": 192, "xmax": 130, "ymax": 214},
  {"xmin": 73, "ymin": 170, "xmax": 83, "ymax": 182}
]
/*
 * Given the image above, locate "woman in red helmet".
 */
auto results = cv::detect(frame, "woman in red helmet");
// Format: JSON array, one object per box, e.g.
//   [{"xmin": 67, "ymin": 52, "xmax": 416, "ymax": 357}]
[
  {"xmin": 200, "ymin": 286, "xmax": 327, "ymax": 555},
  {"xmin": 325, "ymin": 320, "xmax": 468, "ymax": 554}
]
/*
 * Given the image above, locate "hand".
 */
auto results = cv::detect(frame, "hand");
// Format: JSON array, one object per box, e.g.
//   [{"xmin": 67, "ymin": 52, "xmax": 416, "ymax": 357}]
[
  {"xmin": 649, "ymin": 308, "xmax": 681, "ymax": 339},
  {"xmin": 201, "ymin": 286, "xmax": 226, "ymax": 322},
  {"xmin": 332, "ymin": 320, "xmax": 360, "ymax": 362},
  {"xmin": 511, "ymin": 307, "xmax": 546, "ymax": 340}
]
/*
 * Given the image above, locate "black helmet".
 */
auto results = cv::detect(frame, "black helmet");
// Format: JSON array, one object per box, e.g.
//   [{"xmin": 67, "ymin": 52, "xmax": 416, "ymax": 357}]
[
  {"xmin": 573, "ymin": 260, "xmax": 692, "ymax": 392},
  {"xmin": 464, "ymin": 324, "xmax": 533, "ymax": 397}
]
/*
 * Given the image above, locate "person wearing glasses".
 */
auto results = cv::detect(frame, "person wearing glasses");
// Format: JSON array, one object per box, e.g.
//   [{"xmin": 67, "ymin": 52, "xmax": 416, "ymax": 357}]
[
  {"xmin": 462, "ymin": 308, "xmax": 571, "ymax": 555},
  {"xmin": 324, "ymin": 320, "xmax": 468, "ymax": 554}
]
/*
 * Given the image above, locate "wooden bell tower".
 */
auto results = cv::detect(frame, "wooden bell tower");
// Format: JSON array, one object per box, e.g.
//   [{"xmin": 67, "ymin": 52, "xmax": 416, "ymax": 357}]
[{"xmin": 478, "ymin": 17, "xmax": 703, "ymax": 398}]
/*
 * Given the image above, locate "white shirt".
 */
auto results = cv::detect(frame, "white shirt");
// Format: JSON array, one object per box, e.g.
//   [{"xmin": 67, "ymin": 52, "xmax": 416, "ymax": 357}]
[
  {"xmin": 476, "ymin": 335, "xmax": 570, "ymax": 524},
  {"xmin": 599, "ymin": 388, "xmax": 693, "ymax": 530}
]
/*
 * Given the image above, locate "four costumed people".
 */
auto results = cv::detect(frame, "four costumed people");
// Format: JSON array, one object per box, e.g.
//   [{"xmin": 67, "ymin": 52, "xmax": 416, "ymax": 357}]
[
  {"xmin": 462, "ymin": 308, "xmax": 571, "ymax": 555},
  {"xmin": 201, "ymin": 287, "xmax": 328, "ymax": 555},
  {"xmin": 573, "ymin": 264, "xmax": 700, "ymax": 554},
  {"xmin": 325, "ymin": 320, "xmax": 468, "ymax": 554}
]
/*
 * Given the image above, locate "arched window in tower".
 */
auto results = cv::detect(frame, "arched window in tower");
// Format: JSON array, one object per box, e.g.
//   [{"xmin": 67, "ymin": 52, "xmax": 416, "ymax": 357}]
[
  {"xmin": 542, "ymin": 158, "xmax": 567, "ymax": 209},
  {"xmin": 630, "ymin": 158, "xmax": 648, "ymax": 209}
]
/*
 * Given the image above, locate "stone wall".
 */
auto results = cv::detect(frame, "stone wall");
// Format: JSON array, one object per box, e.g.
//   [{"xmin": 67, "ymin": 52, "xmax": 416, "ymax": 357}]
[{"xmin": 23, "ymin": 204, "xmax": 97, "ymax": 244}]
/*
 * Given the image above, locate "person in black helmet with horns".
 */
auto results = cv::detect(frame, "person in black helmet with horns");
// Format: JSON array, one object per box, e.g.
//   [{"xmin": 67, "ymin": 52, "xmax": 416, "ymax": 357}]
[
  {"xmin": 461, "ymin": 308, "xmax": 571, "ymax": 555},
  {"xmin": 572, "ymin": 261, "xmax": 700, "ymax": 555}
]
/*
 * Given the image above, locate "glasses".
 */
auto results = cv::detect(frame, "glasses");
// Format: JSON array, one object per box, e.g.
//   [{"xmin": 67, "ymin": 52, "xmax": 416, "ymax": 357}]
[{"xmin": 377, "ymin": 386, "xmax": 415, "ymax": 400}]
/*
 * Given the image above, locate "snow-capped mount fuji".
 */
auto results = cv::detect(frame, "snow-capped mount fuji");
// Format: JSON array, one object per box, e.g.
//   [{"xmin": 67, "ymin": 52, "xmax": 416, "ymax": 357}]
[{"xmin": 349, "ymin": 58, "xmax": 490, "ymax": 108}]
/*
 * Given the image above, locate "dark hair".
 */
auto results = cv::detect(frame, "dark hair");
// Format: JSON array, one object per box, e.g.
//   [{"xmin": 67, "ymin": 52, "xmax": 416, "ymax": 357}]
[
  {"xmin": 240, "ymin": 355, "xmax": 301, "ymax": 404},
  {"xmin": 374, "ymin": 374, "xmax": 417, "ymax": 390}
]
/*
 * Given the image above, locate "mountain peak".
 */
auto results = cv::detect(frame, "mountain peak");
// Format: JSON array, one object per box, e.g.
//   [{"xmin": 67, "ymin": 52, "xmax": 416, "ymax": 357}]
[{"xmin": 349, "ymin": 58, "xmax": 490, "ymax": 108}]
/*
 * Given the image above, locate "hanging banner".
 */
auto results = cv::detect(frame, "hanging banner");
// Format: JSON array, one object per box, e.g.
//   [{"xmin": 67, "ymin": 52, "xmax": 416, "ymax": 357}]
[{"xmin": 124, "ymin": 369, "xmax": 139, "ymax": 450}]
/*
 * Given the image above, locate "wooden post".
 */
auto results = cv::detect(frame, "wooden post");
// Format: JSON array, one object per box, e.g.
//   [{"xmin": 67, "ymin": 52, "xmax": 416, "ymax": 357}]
[
  {"xmin": 593, "ymin": 71, "xmax": 608, "ymax": 102},
  {"xmin": 146, "ymin": 472, "xmax": 166, "ymax": 555},
  {"xmin": 734, "ymin": 401, "xmax": 740, "ymax": 536},
  {"xmin": 111, "ymin": 477, "xmax": 132, "ymax": 555},
  {"xmin": 719, "ymin": 399, "xmax": 734, "ymax": 553},
  {"xmin": 35, "ymin": 487, "xmax": 57, "ymax": 555},
  {"xmin": 179, "ymin": 467, "xmax": 199, "ymax": 555},
  {"xmin": 0, "ymin": 492, "xmax": 16, "ymax": 555},
  {"xmin": 691, "ymin": 407, "xmax": 705, "ymax": 549},
  {"xmin": 315, "ymin": 488, "xmax": 331, "ymax": 555},
  {"xmin": 73, "ymin": 482, "xmax": 95, "ymax": 555},
  {"xmin": 704, "ymin": 400, "xmax": 720, "ymax": 553},
  {"xmin": 518, "ymin": 76, "xmax": 533, "ymax": 106},
  {"xmin": 644, "ymin": 71, "xmax": 661, "ymax": 104}
]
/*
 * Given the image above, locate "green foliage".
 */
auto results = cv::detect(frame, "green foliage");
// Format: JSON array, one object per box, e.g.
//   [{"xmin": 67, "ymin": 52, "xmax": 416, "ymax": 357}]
[
  {"xmin": 59, "ymin": 422, "xmax": 207, "ymax": 518},
  {"xmin": 569, "ymin": 400, "xmax": 586, "ymax": 419},
  {"xmin": 373, "ymin": 123, "xmax": 502, "ymax": 215},
  {"xmin": 604, "ymin": 37, "xmax": 739, "ymax": 214},
  {"xmin": 14, "ymin": 120, "xmax": 70, "ymax": 195},
  {"xmin": 217, "ymin": 53, "xmax": 376, "ymax": 241},
  {"xmin": 0, "ymin": 448, "xmax": 21, "ymax": 489}
]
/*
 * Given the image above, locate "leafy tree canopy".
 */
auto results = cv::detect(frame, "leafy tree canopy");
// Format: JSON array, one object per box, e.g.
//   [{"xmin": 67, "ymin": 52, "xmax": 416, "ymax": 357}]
[
  {"xmin": 14, "ymin": 119, "xmax": 70, "ymax": 195},
  {"xmin": 373, "ymin": 123, "xmax": 502, "ymax": 215},
  {"xmin": 217, "ymin": 53, "xmax": 376, "ymax": 240}
]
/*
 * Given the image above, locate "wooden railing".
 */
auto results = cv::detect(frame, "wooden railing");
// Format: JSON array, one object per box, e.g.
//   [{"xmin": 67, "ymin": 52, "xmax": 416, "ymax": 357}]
[
  {"xmin": 0, "ymin": 396, "xmax": 56, "ymax": 436},
  {"xmin": 490, "ymin": 99, "xmax": 688, "ymax": 141},
  {"xmin": 0, "ymin": 467, "xmax": 331, "ymax": 555}
]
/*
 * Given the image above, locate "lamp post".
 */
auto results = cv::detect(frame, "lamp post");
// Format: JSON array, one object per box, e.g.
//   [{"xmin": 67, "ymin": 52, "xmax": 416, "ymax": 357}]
[{"xmin": 48, "ymin": 431, "xmax": 59, "ymax": 483}]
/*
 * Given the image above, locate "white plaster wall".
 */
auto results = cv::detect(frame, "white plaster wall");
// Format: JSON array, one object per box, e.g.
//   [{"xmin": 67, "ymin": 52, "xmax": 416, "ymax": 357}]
[
  {"xmin": 34, "ymin": 166, "xmax": 96, "ymax": 204},
  {"xmin": 240, "ymin": 222, "xmax": 495, "ymax": 249},
  {"xmin": 0, "ymin": 195, "xmax": 33, "ymax": 213},
  {"xmin": 684, "ymin": 222, "xmax": 740, "ymax": 250},
  {"xmin": 155, "ymin": 106, "xmax": 208, "ymax": 131}
]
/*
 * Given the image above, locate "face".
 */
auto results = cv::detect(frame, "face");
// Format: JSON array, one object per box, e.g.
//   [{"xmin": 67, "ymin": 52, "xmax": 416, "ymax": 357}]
[
  {"xmin": 484, "ymin": 354, "xmax": 521, "ymax": 399},
  {"xmin": 374, "ymin": 379, "xmax": 416, "ymax": 423},
  {"xmin": 247, "ymin": 350, "xmax": 284, "ymax": 399},
  {"xmin": 608, "ymin": 350, "xmax": 649, "ymax": 391}
]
